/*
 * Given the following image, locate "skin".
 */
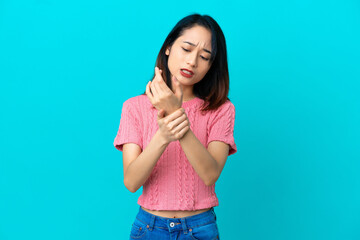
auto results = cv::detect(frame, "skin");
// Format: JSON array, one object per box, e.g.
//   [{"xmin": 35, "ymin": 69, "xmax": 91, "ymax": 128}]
[{"xmin": 122, "ymin": 25, "xmax": 230, "ymax": 218}]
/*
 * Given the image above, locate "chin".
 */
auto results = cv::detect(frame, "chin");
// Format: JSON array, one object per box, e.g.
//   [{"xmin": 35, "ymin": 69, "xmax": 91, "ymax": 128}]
[
  {"xmin": 177, "ymin": 78, "xmax": 196, "ymax": 86},
  {"xmin": 176, "ymin": 73, "xmax": 194, "ymax": 81}
]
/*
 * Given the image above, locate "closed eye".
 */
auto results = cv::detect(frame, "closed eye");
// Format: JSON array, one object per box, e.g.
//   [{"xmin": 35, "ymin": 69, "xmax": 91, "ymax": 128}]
[
  {"xmin": 201, "ymin": 56, "xmax": 209, "ymax": 61},
  {"xmin": 182, "ymin": 47, "xmax": 209, "ymax": 61}
]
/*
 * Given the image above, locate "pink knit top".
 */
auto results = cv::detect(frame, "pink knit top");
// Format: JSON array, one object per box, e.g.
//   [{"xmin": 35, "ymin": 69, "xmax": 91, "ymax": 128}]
[{"xmin": 113, "ymin": 94, "xmax": 236, "ymax": 211}]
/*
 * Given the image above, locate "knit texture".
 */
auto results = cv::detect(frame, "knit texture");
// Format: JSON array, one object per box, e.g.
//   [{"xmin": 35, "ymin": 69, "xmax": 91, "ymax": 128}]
[{"xmin": 113, "ymin": 94, "xmax": 237, "ymax": 210}]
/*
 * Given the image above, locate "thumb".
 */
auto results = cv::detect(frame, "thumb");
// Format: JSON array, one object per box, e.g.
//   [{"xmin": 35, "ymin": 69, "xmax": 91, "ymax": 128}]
[
  {"xmin": 157, "ymin": 109, "xmax": 165, "ymax": 120},
  {"xmin": 172, "ymin": 75, "xmax": 183, "ymax": 99}
]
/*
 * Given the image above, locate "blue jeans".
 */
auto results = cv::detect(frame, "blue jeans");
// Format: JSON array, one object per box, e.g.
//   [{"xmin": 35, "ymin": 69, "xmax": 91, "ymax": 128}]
[{"xmin": 129, "ymin": 206, "xmax": 220, "ymax": 239}]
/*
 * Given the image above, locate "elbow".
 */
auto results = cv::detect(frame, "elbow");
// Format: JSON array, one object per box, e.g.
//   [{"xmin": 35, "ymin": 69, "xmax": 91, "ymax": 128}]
[
  {"xmin": 126, "ymin": 185, "xmax": 137, "ymax": 193},
  {"xmin": 205, "ymin": 181, "xmax": 214, "ymax": 187},
  {"xmin": 204, "ymin": 167, "xmax": 220, "ymax": 186},
  {"xmin": 124, "ymin": 177, "xmax": 139, "ymax": 193},
  {"xmin": 205, "ymin": 179, "xmax": 216, "ymax": 187},
  {"xmin": 204, "ymin": 174, "xmax": 218, "ymax": 187}
]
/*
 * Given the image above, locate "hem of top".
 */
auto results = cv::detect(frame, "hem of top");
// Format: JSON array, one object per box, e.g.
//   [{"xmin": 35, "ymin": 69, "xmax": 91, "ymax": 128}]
[{"xmin": 137, "ymin": 200, "xmax": 219, "ymax": 211}]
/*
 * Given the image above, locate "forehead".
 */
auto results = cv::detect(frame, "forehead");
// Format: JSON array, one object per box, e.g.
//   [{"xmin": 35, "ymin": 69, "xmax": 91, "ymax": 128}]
[{"xmin": 177, "ymin": 25, "xmax": 212, "ymax": 49}]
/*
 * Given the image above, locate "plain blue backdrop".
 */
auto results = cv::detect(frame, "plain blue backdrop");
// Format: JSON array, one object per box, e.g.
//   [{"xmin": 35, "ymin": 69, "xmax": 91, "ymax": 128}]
[{"xmin": 1, "ymin": 0, "xmax": 359, "ymax": 239}]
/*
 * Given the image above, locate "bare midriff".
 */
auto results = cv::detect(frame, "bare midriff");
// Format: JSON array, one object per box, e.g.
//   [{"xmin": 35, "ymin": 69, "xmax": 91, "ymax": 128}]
[{"xmin": 141, "ymin": 206, "xmax": 211, "ymax": 218}]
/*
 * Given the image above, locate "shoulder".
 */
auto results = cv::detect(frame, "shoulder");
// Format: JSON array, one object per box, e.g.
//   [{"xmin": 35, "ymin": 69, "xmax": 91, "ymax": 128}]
[
  {"xmin": 123, "ymin": 94, "xmax": 152, "ymax": 109},
  {"xmin": 220, "ymin": 100, "xmax": 235, "ymax": 110},
  {"xmin": 209, "ymin": 100, "xmax": 235, "ymax": 115}
]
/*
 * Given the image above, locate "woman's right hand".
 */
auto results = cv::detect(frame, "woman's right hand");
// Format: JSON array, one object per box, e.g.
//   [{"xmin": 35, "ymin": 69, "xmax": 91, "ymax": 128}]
[
  {"xmin": 146, "ymin": 67, "xmax": 183, "ymax": 116},
  {"xmin": 157, "ymin": 107, "xmax": 190, "ymax": 143}
]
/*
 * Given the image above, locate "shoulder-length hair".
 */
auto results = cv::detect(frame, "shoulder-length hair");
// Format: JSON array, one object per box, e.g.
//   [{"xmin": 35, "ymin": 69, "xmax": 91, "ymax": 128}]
[{"xmin": 144, "ymin": 13, "xmax": 230, "ymax": 112}]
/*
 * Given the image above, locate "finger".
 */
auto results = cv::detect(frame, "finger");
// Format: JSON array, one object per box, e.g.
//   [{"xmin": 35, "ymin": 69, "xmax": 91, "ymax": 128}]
[
  {"xmin": 172, "ymin": 75, "xmax": 183, "ymax": 98},
  {"xmin": 176, "ymin": 125, "xmax": 190, "ymax": 139},
  {"xmin": 154, "ymin": 67, "xmax": 161, "ymax": 81},
  {"xmin": 145, "ymin": 81, "xmax": 154, "ymax": 102},
  {"xmin": 157, "ymin": 77, "xmax": 172, "ymax": 94},
  {"xmin": 167, "ymin": 113, "xmax": 187, "ymax": 130},
  {"xmin": 172, "ymin": 118, "xmax": 189, "ymax": 133},
  {"xmin": 170, "ymin": 119, "xmax": 190, "ymax": 140},
  {"xmin": 151, "ymin": 80, "xmax": 164, "ymax": 96},
  {"xmin": 150, "ymin": 80, "xmax": 160, "ymax": 97},
  {"xmin": 164, "ymin": 108, "xmax": 185, "ymax": 123},
  {"xmin": 155, "ymin": 67, "xmax": 165, "ymax": 83},
  {"xmin": 155, "ymin": 69, "xmax": 173, "ymax": 96},
  {"xmin": 156, "ymin": 69, "xmax": 172, "ymax": 93}
]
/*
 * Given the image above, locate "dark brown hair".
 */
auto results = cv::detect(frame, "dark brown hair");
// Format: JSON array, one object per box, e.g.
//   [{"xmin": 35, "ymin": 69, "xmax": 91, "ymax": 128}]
[{"xmin": 144, "ymin": 13, "xmax": 230, "ymax": 112}]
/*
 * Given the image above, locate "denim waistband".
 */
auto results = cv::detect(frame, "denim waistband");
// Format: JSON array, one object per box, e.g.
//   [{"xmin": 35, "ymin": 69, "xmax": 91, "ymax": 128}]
[{"xmin": 135, "ymin": 206, "xmax": 217, "ymax": 234}]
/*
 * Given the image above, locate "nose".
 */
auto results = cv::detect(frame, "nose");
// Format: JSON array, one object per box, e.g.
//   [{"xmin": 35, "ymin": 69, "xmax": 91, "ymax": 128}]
[{"xmin": 186, "ymin": 52, "xmax": 197, "ymax": 68}]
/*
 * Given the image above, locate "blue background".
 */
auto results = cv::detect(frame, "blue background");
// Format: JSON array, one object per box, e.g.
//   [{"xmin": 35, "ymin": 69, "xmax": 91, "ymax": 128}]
[{"xmin": 1, "ymin": 0, "xmax": 359, "ymax": 239}]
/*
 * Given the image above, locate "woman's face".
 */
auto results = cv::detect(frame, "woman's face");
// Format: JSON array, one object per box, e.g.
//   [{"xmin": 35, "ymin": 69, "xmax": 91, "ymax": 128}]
[{"xmin": 166, "ymin": 25, "xmax": 212, "ymax": 88}]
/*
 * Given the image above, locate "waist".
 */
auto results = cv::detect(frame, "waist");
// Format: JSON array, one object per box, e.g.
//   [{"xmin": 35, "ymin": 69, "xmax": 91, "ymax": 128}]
[
  {"xmin": 136, "ymin": 206, "xmax": 216, "ymax": 229},
  {"xmin": 141, "ymin": 206, "xmax": 212, "ymax": 218}
]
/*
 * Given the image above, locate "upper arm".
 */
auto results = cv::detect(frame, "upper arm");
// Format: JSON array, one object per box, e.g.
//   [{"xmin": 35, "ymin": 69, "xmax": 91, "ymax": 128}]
[
  {"xmin": 207, "ymin": 140, "xmax": 230, "ymax": 179},
  {"xmin": 122, "ymin": 143, "xmax": 142, "ymax": 176},
  {"xmin": 206, "ymin": 101, "xmax": 237, "ymax": 156},
  {"xmin": 113, "ymin": 99, "xmax": 144, "ymax": 152}
]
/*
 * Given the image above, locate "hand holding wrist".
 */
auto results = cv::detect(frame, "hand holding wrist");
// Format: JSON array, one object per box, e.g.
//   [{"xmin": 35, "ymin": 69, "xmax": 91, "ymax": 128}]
[{"xmin": 156, "ymin": 108, "xmax": 190, "ymax": 143}]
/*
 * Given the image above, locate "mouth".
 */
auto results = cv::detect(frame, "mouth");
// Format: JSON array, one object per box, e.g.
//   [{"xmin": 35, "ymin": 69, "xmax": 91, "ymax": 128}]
[
  {"xmin": 180, "ymin": 68, "xmax": 194, "ymax": 78},
  {"xmin": 181, "ymin": 68, "xmax": 194, "ymax": 75}
]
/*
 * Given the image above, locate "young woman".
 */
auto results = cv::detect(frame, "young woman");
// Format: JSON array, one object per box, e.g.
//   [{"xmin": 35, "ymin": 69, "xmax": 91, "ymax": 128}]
[{"xmin": 114, "ymin": 13, "xmax": 237, "ymax": 240}]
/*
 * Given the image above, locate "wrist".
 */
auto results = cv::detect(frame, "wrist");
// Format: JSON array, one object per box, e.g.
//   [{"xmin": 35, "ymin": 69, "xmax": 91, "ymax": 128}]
[
  {"xmin": 155, "ymin": 129, "xmax": 170, "ymax": 147},
  {"xmin": 179, "ymin": 127, "xmax": 191, "ymax": 141},
  {"xmin": 166, "ymin": 107, "xmax": 182, "ymax": 116}
]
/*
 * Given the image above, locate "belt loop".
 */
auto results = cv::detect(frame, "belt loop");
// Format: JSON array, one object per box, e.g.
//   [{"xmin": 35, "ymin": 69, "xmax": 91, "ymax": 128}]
[
  {"xmin": 180, "ymin": 218, "xmax": 188, "ymax": 234},
  {"xmin": 148, "ymin": 215, "xmax": 156, "ymax": 231},
  {"xmin": 211, "ymin": 207, "xmax": 217, "ymax": 221}
]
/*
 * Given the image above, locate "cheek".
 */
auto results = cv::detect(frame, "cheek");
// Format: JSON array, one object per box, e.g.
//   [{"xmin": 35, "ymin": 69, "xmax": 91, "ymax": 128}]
[
  {"xmin": 168, "ymin": 51, "xmax": 183, "ymax": 69},
  {"xmin": 199, "ymin": 65, "xmax": 211, "ymax": 76},
  {"xmin": 171, "ymin": 50, "xmax": 183, "ymax": 62}
]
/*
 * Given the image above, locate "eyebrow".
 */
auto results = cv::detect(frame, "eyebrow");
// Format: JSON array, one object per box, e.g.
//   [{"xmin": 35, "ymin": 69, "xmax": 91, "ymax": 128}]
[{"xmin": 183, "ymin": 41, "xmax": 212, "ymax": 54}]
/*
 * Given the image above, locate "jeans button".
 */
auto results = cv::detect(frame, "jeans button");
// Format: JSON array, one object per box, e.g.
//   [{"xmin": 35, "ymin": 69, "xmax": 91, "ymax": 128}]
[{"xmin": 170, "ymin": 222, "xmax": 175, "ymax": 227}]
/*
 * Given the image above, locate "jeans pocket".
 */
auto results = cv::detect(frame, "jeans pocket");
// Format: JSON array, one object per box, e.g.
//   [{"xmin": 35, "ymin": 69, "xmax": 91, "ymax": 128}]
[
  {"xmin": 189, "ymin": 222, "xmax": 219, "ymax": 240},
  {"xmin": 130, "ymin": 219, "xmax": 148, "ymax": 239}
]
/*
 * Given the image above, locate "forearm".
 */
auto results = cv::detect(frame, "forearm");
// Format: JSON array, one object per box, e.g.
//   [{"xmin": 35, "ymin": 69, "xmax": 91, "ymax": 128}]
[
  {"xmin": 124, "ymin": 130, "xmax": 169, "ymax": 192},
  {"xmin": 179, "ymin": 130, "xmax": 219, "ymax": 186}
]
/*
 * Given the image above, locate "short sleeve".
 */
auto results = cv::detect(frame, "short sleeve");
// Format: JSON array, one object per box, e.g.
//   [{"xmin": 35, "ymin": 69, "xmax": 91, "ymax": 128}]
[
  {"xmin": 113, "ymin": 100, "xmax": 143, "ymax": 151},
  {"xmin": 207, "ymin": 101, "xmax": 237, "ymax": 156}
]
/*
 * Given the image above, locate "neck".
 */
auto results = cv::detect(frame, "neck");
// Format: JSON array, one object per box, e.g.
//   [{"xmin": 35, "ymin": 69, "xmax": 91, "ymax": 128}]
[{"xmin": 181, "ymin": 85, "xmax": 195, "ymax": 102}]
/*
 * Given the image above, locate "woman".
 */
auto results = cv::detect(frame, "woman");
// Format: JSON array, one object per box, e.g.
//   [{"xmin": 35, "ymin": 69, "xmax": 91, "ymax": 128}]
[{"xmin": 114, "ymin": 13, "xmax": 237, "ymax": 239}]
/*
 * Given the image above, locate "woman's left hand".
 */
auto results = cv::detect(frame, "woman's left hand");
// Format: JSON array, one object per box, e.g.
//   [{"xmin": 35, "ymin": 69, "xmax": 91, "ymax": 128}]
[{"xmin": 146, "ymin": 67, "xmax": 183, "ymax": 116}]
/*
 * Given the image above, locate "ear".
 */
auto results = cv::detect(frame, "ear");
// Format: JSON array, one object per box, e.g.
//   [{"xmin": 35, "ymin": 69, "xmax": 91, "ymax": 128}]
[{"xmin": 165, "ymin": 47, "xmax": 171, "ymax": 56}]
